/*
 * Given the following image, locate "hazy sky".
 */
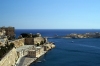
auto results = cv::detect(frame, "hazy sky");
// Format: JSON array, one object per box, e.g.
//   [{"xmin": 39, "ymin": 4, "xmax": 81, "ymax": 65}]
[{"xmin": 0, "ymin": 0, "xmax": 100, "ymax": 29}]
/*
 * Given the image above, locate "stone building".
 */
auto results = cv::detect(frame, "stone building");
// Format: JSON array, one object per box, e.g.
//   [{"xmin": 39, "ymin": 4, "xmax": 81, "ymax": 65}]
[
  {"xmin": 28, "ymin": 46, "xmax": 44, "ymax": 58},
  {"xmin": 16, "ymin": 45, "xmax": 34, "ymax": 58},
  {"xmin": 0, "ymin": 26, "xmax": 15, "ymax": 36},
  {"xmin": 25, "ymin": 37, "xmax": 45, "ymax": 45}
]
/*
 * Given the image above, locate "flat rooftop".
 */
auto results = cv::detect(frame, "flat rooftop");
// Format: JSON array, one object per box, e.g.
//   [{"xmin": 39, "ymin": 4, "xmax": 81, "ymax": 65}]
[{"xmin": 16, "ymin": 45, "xmax": 34, "ymax": 52}]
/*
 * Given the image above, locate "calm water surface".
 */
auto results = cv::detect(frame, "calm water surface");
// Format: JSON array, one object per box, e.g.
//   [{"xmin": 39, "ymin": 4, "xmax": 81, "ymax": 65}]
[{"xmin": 15, "ymin": 29, "xmax": 100, "ymax": 66}]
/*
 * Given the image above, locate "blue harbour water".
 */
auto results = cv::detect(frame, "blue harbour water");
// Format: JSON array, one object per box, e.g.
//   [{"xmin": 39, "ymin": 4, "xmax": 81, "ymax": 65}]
[{"xmin": 15, "ymin": 29, "xmax": 100, "ymax": 66}]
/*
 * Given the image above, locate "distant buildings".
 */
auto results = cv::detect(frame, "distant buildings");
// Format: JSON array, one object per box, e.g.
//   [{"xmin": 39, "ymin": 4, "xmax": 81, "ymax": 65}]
[
  {"xmin": 0, "ymin": 26, "xmax": 15, "ymax": 36},
  {"xmin": 64, "ymin": 32, "xmax": 100, "ymax": 39},
  {"xmin": 0, "ymin": 26, "xmax": 15, "ymax": 40}
]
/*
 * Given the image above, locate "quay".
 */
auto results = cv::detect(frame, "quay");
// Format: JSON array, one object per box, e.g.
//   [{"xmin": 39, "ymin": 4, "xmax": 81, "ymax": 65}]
[{"xmin": 16, "ymin": 46, "xmax": 54, "ymax": 66}]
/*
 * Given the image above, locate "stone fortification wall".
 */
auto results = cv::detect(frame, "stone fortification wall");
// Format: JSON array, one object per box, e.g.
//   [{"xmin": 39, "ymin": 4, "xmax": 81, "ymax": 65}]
[
  {"xmin": 25, "ymin": 38, "xmax": 34, "ymax": 45},
  {"xmin": 0, "ymin": 48, "xmax": 18, "ymax": 66},
  {"xmin": 25, "ymin": 37, "xmax": 44, "ymax": 45},
  {"xmin": 44, "ymin": 43, "xmax": 55, "ymax": 51},
  {"xmin": 9, "ymin": 38, "xmax": 25, "ymax": 48},
  {"xmin": 34, "ymin": 37, "xmax": 44, "ymax": 44}
]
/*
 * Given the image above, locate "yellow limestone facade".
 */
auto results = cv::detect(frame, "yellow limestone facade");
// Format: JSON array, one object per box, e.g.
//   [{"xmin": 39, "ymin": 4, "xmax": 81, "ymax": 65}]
[{"xmin": 0, "ymin": 48, "xmax": 18, "ymax": 66}]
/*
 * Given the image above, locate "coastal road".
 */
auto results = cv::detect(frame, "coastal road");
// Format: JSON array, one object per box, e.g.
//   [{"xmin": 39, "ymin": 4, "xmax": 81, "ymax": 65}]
[{"xmin": 16, "ymin": 56, "xmax": 26, "ymax": 66}]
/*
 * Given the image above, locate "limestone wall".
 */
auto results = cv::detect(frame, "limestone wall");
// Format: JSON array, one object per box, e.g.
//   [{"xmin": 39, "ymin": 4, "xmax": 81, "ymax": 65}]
[
  {"xmin": 0, "ymin": 48, "xmax": 18, "ymax": 66},
  {"xmin": 28, "ymin": 47, "xmax": 44, "ymax": 58},
  {"xmin": 0, "ymin": 27, "xmax": 15, "ymax": 36},
  {"xmin": 44, "ymin": 43, "xmax": 55, "ymax": 51},
  {"xmin": 34, "ymin": 37, "xmax": 44, "ymax": 44},
  {"xmin": 9, "ymin": 38, "xmax": 25, "ymax": 48},
  {"xmin": 25, "ymin": 37, "xmax": 44, "ymax": 45},
  {"xmin": 25, "ymin": 38, "xmax": 34, "ymax": 45}
]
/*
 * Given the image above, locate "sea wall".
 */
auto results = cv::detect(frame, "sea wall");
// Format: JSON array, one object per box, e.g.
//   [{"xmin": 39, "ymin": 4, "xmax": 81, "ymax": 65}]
[
  {"xmin": 44, "ymin": 43, "xmax": 55, "ymax": 51},
  {"xmin": 0, "ymin": 48, "xmax": 18, "ymax": 66}
]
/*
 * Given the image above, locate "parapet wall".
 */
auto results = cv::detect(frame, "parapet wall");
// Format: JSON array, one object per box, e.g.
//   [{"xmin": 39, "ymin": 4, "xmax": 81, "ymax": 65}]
[{"xmin": 0, "ymin": 48, "xmax": 18, "ymax": 66}]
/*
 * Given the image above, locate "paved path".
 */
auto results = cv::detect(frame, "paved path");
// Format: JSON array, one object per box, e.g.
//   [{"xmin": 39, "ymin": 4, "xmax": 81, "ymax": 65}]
[
  {"xmin": 16, "ymin": 56, "xmax": 37, "ymax": 66},
  {"xmin": 16, "ymin": 51, "xmax": 47, "ymax": 66},
  {"xmin": 22, "ymin": 57, "xmax": 37, "ymax": 66},
  {"xmin": 17, "ymin": 56, "xmax": 26, "ymax": 66}
]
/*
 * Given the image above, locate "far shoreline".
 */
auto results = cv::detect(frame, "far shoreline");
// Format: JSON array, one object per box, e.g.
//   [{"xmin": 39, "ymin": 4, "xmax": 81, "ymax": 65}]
[{"xmin": 15, "ymin": 29, "xmax": 100, "ymax": 30}]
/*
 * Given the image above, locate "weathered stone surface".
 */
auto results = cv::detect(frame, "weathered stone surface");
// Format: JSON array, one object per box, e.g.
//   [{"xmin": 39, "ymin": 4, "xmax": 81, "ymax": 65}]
[
  {"xmin": 25, "ymin": 37, "xmax": 44, "ymax": 45},
  {"xmin": 0, "ymin": 48, "xmax": 18, "ymax": 66},
  {"xmin": 9, "ymin": 38, "xmax": 25, "ymax": 48},
  {"xmin": 44, "ymin": 43, "xmax": 55, "ymax": 51}
]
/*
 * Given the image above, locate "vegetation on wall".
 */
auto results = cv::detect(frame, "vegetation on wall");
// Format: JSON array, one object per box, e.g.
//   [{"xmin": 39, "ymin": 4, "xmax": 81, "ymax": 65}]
[{"xmin": 0, "ymin": 43, "xmax": 14, "ymax": 60}]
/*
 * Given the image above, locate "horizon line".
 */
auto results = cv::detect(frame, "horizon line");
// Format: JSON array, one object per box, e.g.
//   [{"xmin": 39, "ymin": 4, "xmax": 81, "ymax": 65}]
[{"xmin": 15, "ymin": 28, "xmax": 100, "ymax": 30}]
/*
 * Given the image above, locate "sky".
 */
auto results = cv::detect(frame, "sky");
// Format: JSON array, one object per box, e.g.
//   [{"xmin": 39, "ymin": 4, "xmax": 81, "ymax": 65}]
[{"xmin": 0, "ymin": 0, "xmax": 100, "ymax": 29}]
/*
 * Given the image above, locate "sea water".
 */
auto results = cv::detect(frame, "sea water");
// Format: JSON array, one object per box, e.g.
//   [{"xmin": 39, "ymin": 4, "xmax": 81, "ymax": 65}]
[{"xmin": 15, "ymin": 29, "xmax": 100, "ymax": 66}]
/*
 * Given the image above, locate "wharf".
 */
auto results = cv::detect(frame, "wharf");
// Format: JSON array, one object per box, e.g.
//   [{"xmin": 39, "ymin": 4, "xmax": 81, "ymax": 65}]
[
  {"xmin": 17, "ymin": 51, "xmax": 47, "ymax": 66},
  {"xmin": 16, "ymin": 43, "xmax": 55, "ymax": 66}
]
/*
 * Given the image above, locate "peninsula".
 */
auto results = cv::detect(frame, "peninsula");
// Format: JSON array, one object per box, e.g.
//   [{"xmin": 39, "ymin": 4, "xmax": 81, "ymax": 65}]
[
  {"xmin": 64, "ymin": 32, "xmax": 100, "ymax": 39},
  {"xmin": 51, "ymin": 32, "xmax": 100, "ymax": 39},
  {"xmin": 0, "ymin": 26, "xmax": 55, "ymax": 66}
]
